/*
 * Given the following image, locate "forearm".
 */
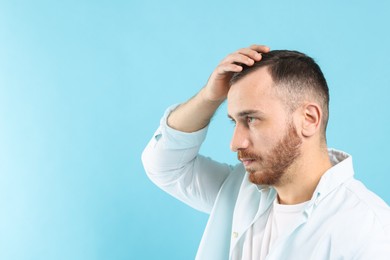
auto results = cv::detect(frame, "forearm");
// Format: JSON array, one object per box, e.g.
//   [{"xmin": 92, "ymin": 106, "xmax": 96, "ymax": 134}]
[
  {"xmin": 141, "ymin": 106, "xmax": 232, "ymax": 213},
  {"xmin": 167, "ymin": 87, "xmax": 224, "ymax": 133}
]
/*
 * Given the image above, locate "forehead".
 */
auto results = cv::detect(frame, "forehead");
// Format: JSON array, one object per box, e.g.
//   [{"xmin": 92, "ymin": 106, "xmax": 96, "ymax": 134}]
[{"xmin": 227, "ymin": 67, "xmax": 283, "ymax": 117}]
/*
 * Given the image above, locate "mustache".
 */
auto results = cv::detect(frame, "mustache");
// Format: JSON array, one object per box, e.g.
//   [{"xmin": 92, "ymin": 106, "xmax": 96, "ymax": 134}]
[{"xmin": 237, "ymin": 150, "xmax": 263, "ymax": 161}]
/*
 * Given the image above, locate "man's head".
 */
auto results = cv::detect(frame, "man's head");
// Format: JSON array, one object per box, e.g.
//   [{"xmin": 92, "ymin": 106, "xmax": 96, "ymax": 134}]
[
  {"xmin": 231, "ymin": 50, "xmax": 329, "ymax": 135},
  {"xmin": 227, "ymin": 50, "xmax": 329, "ymax": 186}
]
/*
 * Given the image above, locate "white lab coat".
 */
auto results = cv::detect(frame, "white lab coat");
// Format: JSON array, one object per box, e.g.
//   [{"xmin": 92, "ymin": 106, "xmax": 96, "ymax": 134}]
[{"xmin": 142, "ymin": 106, "xmax": 390, "ymax": 259}]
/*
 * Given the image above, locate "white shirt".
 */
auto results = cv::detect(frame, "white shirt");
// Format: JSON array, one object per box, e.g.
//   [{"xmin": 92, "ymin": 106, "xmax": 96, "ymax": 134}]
[
  {"xmin": 240, "ymin": 198, "xmax": 309, "ymax": 260},
  {"xmin": 142, "ymin": 105, "xmax": 390, "ymax": 259}
]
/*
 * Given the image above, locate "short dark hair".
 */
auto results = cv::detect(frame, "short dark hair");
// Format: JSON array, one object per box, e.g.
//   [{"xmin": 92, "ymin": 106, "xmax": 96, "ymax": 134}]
[{"xmin": 230, "ymin": 50, "xmax": 330, "ymax": 136}]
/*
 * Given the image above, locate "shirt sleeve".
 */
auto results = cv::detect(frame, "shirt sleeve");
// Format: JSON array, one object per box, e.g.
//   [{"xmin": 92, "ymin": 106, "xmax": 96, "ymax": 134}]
[{"xmin": 141, "ymin": 105, "xmax": 233, "ymax": 214}]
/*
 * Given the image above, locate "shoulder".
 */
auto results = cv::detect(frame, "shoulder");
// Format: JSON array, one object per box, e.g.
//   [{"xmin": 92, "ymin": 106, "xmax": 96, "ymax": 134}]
[
  {"xmin": 342, "ymin": 181, "xmax": 390, "ymax": 259},
  {"xmin": 312, "ymin": 179, "xmax": 390, "ymax": 257},
  {"xmin": 343, "ymin": 178, "xmax": 390, "ymax": 230}
]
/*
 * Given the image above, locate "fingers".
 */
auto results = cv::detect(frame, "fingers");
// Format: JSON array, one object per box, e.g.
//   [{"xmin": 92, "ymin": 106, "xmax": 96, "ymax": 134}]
[
  {"xmin": 235, "ymin": 45, "xmax": 270, "ymax": 62},
  {"xmin": 215, "ymin": 63, "xmax": 243, "ymax": 74},
  {"xmin": 212, "ymin": 44, "xmax": 271, "ymax": 78},
  {"xmin": 249, "ymin": 44, "xmax": 270, "ymax": 54},
  {"xmin": 223, "ymin": 52, "xmax": 257, "ymax": 66},
  {"xmin": 203, "ymin": 44, "xmax": 270, "ymax": 101},
  {"xmin": 219, "ymin": 44, "xmax": 270, "ymax": 70}
]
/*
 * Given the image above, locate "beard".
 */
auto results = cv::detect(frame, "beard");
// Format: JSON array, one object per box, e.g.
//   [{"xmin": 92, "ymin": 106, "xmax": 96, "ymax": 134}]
[{"xmin": 237, "ymin": 123, "xmax": 302, "ymax": 186}]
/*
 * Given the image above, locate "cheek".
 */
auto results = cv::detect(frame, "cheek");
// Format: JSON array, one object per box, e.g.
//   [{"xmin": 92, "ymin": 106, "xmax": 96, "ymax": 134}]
[{"xmin": 251, "ymin": 130, "xmax": 277, "ymax": 151}]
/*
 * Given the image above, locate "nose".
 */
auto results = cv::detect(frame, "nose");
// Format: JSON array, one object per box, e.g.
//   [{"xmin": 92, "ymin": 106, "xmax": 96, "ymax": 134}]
[{"xmin": 230, "ymin": 125, "xmax": 250, "ymax": 152}]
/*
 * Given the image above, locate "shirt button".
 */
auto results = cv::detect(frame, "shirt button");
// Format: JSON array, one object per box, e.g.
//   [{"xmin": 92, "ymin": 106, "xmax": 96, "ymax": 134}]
[{"xmin": 232, "ymin": 232, "xmax": 238, "ymax": 239}]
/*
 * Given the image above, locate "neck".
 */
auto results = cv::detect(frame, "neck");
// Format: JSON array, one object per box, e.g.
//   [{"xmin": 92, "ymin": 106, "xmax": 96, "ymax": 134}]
[{"xmin": 274, "ymin": 146, "xmax": 332, "ymax": 205}]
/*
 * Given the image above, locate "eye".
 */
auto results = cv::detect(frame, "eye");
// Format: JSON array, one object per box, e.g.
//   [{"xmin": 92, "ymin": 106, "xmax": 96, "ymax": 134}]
[{"xmin": 246, "ymin": 116, "xmax": 256, "ymax": 124}]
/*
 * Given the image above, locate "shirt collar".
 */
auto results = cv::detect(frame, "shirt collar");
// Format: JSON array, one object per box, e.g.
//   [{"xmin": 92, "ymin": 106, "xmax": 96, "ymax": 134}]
[
  {"xmin": 305, "ymin": 148, "xmax": 354, "ymax": 215},
  {"xmin": 253, "ymin": 149, "xmax": 354, "ymax": 214}
]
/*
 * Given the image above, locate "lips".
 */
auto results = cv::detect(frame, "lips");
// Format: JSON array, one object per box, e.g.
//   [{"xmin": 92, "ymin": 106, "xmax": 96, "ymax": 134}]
[
  {"xmin": 239, "ymin": 158, "xmax": 256, "ymax": 166},
  {"xmin": 237, "ymin": 150, "xmax": 260, "ymax": 167}
]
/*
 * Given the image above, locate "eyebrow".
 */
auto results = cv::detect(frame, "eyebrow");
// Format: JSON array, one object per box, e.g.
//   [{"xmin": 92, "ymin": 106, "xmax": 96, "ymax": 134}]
[{"xmin": 228, "ymin": 109, "xmax": 265, "ymax": 120}]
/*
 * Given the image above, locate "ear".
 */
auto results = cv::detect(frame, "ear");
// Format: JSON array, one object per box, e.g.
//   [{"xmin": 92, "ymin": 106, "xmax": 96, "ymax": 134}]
[{"xmin": 301, "ymin": 103, "xmax": 322, "ymax": 138}]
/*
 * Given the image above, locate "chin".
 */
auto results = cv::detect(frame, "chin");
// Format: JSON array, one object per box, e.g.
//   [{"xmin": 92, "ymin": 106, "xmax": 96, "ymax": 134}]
[{"xmin": 248, "ymin": 170, "xmax": 282, "ymax": 186}]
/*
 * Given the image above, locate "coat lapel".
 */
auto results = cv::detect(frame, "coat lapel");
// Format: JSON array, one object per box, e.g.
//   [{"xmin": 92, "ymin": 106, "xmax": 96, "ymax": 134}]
[
  {"xmin": 195, "ymin": 166, "xmax": 244, "ymax": 260},
  {"xmin": 229, "ymin": 172, "xmax": 276, "ymax": 256}
]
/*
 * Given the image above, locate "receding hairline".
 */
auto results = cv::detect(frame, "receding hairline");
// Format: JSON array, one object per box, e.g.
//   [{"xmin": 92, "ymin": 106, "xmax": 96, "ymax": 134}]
[{"xmin": 230, "ymin": 65, "xmax": 304, "ymax": 108}]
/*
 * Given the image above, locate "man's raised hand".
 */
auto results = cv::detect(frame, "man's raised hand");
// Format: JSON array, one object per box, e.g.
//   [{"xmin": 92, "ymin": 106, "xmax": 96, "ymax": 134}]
[{"xmin": 201, "ymin": 44, "xmax": 270, "ymax": 103}]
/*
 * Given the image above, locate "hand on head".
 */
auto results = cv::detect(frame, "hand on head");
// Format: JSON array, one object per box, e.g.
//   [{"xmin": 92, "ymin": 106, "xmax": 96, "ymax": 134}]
[{"xmin": 201, "ymin": 45, "xmax": 270, "ymax": 103}]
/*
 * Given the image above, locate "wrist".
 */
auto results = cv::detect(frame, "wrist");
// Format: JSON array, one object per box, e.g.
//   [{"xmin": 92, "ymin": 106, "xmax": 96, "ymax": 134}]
[{"xmin": 199, "ymin": 87, "xmax": 226, "ymax": 105}]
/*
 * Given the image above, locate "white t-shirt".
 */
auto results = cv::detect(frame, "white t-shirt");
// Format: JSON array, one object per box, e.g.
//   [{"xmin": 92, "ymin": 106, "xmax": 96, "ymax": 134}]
[{"xmin": 241, "ymin": 198, "xmax": 309, "ymax": 260}]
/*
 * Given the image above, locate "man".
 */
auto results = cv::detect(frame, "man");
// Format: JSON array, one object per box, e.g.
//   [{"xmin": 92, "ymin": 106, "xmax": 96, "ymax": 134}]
[{"xmin": 142, "ymin": 45, "xmax": 390, "ymax": 259}]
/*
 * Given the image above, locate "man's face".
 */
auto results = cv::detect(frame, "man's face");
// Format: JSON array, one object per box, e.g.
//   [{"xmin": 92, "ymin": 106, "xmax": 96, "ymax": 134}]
[{"xmin": 227, "ymin": 67, "xmax": 302, "ymax": 186}]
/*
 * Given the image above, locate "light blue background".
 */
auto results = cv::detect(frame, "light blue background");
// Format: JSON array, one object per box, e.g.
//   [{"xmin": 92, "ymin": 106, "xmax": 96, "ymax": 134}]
[{"xmin": 1, "ymin": 1, "xmax": 389, "ymax": 259}]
